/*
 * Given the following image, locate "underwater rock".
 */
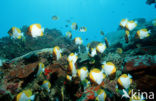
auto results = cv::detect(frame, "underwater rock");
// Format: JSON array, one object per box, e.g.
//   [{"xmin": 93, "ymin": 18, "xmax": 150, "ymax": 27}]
[
  {"xmin": 133, "ymin": 18, "xmax": 146, "ymax": 25},
  {"xmin": 0, "ymin": 57, "xmax": 8, "ymax": 67},
  {"xmin": 124, "ymin": 55, "xmax": 156, "ymax": 93},
  {"xmin": 0, "ymin": 59, "xmax": 2, "ymax": 67},
  {"xmin": 0, "ymin": 27, "xmax": 77, "ymax": 59},
  {"xmin": 102, "ymin": 52, "xmax": 123, "ymax": 68},
  {"xmin": 146, "ymin": 0, "xmax": 156, "ymax": 5},
  {"xmin": 0, "ymin": 93, "xmax": 12, "ymax": 101},
  {"xmin": 78, "ymin": 52, "xmax": 89, "ymax": 64},
  {"xmin": 105, "ymin": 30, "xmax": 125, "ymax": 47},
  {"xmin": 9, "ymin": 48, "xmax": 53, "ymax": 63},
  {"xmin": 124, "ymin": 55, "xmax": 156, "ymax": 72}
]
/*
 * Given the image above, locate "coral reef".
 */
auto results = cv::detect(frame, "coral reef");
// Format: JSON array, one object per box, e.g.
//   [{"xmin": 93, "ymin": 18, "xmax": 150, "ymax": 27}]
[{"xmin": 0, "ymin": 18, "xmax": 155, "ymax": 101}]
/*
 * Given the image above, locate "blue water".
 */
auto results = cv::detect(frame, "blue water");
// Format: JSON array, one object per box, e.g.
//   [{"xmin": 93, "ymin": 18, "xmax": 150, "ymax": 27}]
[{"xmin": 0, "ymin": 0, "xmax": 155, "ymax": 44}]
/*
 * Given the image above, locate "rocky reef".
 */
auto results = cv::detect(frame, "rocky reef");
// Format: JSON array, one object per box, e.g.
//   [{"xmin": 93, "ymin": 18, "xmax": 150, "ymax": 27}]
[
  {"xmin": 0, "ymin": 18, "xmax": 156, "ymax": 101},
  {"xmin": 146, "ymin": 0, "xmax": 156, "ymax": 5},
  {"xmin": 0, "ymin": 26, "xmax": 81, "ymax": 60}
]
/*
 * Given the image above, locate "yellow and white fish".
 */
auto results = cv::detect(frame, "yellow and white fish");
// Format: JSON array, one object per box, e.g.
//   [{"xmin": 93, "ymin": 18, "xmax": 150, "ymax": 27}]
[
  {"xmin": 79, "ymin": 26, "xmax": 87, "ymax": 32},
  {"xmin": 53, "ymin": 46, "xmax": 62, "ymax": 60},
  {"xmin": 66, "ymin": 75, "xmax": 72, "ymax": 81},
  {"xmin": 36, "ymin": 62, "xmax": 45, "ymax": 77},
  {"xmin": 136, "ymin": 29, "xmax": 150, "ymax": 39},
  {"xmin": 8, "ymin": 27, "xmax": 24, "ymax": 39},
  {"xmin": 120, "ymin": 19, "xmax": 128, "ymax": 28},
  {"xmin": 96, "ymin": 43, "xmax": 107, "ymax": 53},
  {"xmin": 16, "ymin": 89, "xmax": 35, "ymax": 101},
  {"xmin": 96, "ymin": 89, "xmax": 107, "ymax": 101},
  {"xmin": 66, "ymin": 31, "xmax": 72, "ymax": 39},
  {"xmin": 89, "ymin": 68, "xmax": 106, "ymax": 85},
  {"xmin": 74, "ymin": 37, "xmax": 83, "ymax": 45},
  {"xmin": 125, "ymin": 20, "xmax": 137, "ymax": 31},
  {"xmin": 117, "ymin": 74, "xmax": 133, "ymax": 89},
  {"xmin": 101, "ymin": 62, "xmax": 116, "ymax": 76},
  {"xmin": 69, "ymin": 61, "xmax": 77, "ymax": 77},
  {"xmin": 27, "ymin": 24, "xmax": 44, "ymax": 37},
  {"xmin": 67, "ymin": 53, "xmax": 78, "ymax": 63},
  {"xmin": 77, "ymin": 66, "xmax": 88, "ymax": 81},
  {"xmin": 41, "ymin": 80, "xmax": 51, "ymax": 92},
  {"xmin": 71, "ymin": 22, "xmax": 78, "ymax": 30},
  {"xmin": 88, "ymin": 48, "xmax": 97, "ymax": 57}
]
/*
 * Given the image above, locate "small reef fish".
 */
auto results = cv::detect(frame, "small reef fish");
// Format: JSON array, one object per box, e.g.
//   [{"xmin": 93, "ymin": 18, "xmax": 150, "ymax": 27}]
[
  {"xmin": 53, "ymin": 46, "xmax": 62, "ymax": 61},
  {"xmin": 117, "ymin": 74, "xmax": 133, "ymax": 89},
  {"xmin": 125, "ymin": 30, "xmax": 130, "ymax": 43},
  {"xmin": 96, "ymin": 43, "xmax": 107, "ymax": 54},
  {"xmin": 136, "ymin": 29, "xmax": 150, "ymax": 39},
  {"xmin": 69, "ymin": 61, "xmax": 77, "ymax": 77},
  {"xmin": 74, "ymin": 37, "xmax": 83, "ymax": 45},
  {"xmin": 89, "ymin": 68, "xmax": 106, "ymax": 85},
  {"xmin": 101, "ymin": 62, "xmax": 116, "ymax": 77},
  {"xmin": 27, "ymin": 24, "xmax": 44, "ymax": 38},
  {"xmin": 120, "ymin": 19, "xmax": 128, "ymax": 28},
  {"xmin": 104, "ymin": 37, "xmax": 109, "ymax": 48},
  {"xmin": 66, "ymin": 31, "xmax": 72, "ymax": 39},
  {"xmin": 96, "ymin": 89, "xmax": 107, "ymax": 101},
  {"xmin": 79, "ymin": 26, "xmax": 87, "ymax": 32},
  {"xmin": 66, "ymin": 75, "xmax": 72, "ymax": 81},
  {"xmin": 8, "ymin": 27, "xmax": 24, "ymax": 39},
  {"xmin": 16, "ymin": 89, "xmax": 35, "ymax": 101},
  {"xmin": 74, "ymin": 37, "xmax": 83, "ymax": 53},
  {"xmin": 71, "ymin": 22, "xmax": 78, "ymax": 30},
  {"xmin": 116, "ymin": 48, "xmax": 123, "ymax": 54},
  {"xmin": 77, "ymin": 66, "xmax": 88, "ymax": 81},
  {"xmin": 36, "ymin": 62, "xmax": 45, "ymax": 77},
  {"xmin": 125, "ymin": 20, "xmax": 137, "ymax": 31},
  {"xmin": 41, "ymin": 80, "xmax": 51, "ymax": 92},
  {"xmin": 52, "ymin": 16, "xmax": 59, "ymax": 21},
  {"xmin": 88, "ymin": 48, "xmax": 97, "ymax": 57},
  {"xmin": 100, "ymin": 30, "xmax": 104, "ymax": 36},
  {"xmin": 67, "ymin": 53, "xmax": 78, "ymax": 63}
]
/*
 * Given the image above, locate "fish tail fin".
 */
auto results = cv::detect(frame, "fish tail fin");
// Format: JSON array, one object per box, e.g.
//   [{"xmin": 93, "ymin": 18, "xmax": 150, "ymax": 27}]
[
  {"xmin": 29, "ymin": 95, "xmax": 35, "ymax": 100},
  {"xmin": 128, "ymin": 74, "xmax": 132, "ymax": 78},
  {"xmin": 42, "ymin": 28, "xmax": 44, "ymax": 32},
  {"xmin": 134, "ymin": 21, "xmax": 138, "ymax": 24},
  {"xmin": 102, "ymin": 61, "xmax": 106, "ymax": 65},
  {"xmin": 148, "ymin": 30, "xmax": 151, "ymax": 33}
]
